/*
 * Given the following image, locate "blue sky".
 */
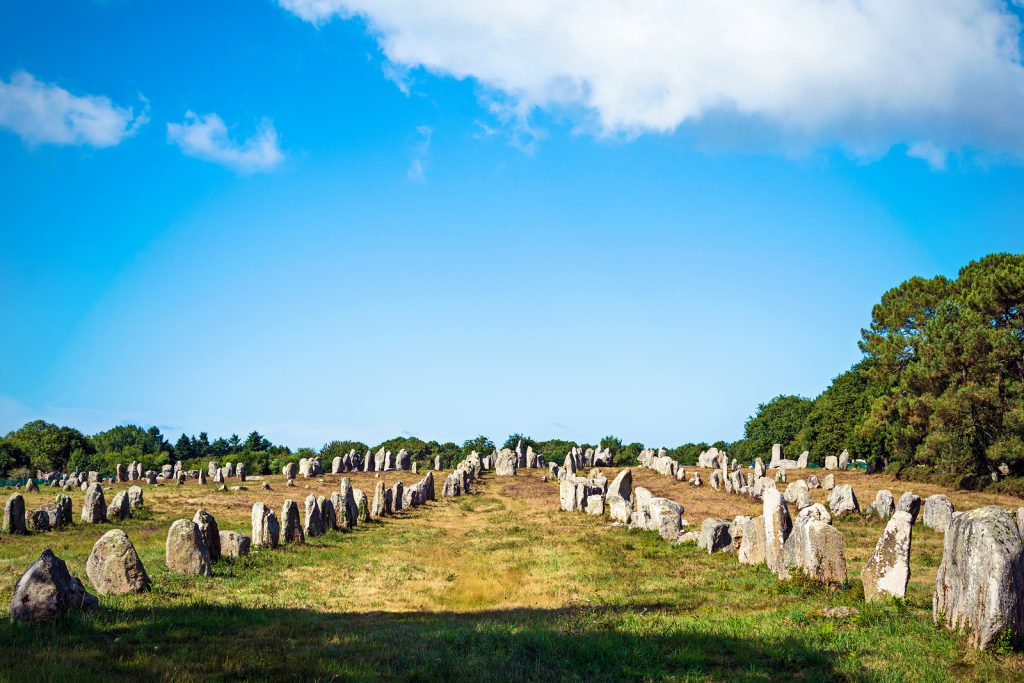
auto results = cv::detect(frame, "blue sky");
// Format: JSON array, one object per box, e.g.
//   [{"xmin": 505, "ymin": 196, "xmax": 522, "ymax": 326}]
[{"xmin": 2, "ymin": 1, "xmax": 1023, "ymax": 449}]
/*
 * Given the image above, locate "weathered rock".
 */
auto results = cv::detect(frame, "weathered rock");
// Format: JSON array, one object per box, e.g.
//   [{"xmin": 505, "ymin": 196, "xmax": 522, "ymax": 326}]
[
  {"xmin": 824, "ymin": 456, "xmax": 838, "ymax": 471},
  {"xmin": 282, "ymin": 463, "xmax": 297, "ymax": 479},
  {"xmin": 585, "ymin": 495, "xmax": 605, "ymax": 516},
  {"xmin": 806, "ymin": 475, "xmax": 820, "ymax": 489},
  {"xmin": 165, "ymin": 519, "xmax": 212, "ymax": 576},
  {"xmin": 54, "ymin": 494, "xmax": 72, "ymax": 527},
  {"xmin": 559, "ymin": 479, "xmax": 577, "ymax": 512},
  {"xmin": 304, "ymin": 495, "xmax": 325, "ymax": 537},
  {"xmin": 607, "ymin": 469, "xmax": 632, "ymax": 502},
  {"xmin": 354, "ymin": 489, "xmax": 370, "ymax": 522},
  {"xmin": 867, "ymin": 489, "xmax": 895, "ymax": 520},
  {"xmin": 372, "ymin": 481, "xmax": 387, "ymax": 515},
  {"xmin": 649, "ymin": 498, "xmax": 683, "ymax": 541},
  {"xmin": 237, "ymin": 463, "xmax": 247, "ymax": 481},
  {"xmin": 607, "ymin": 493, "xmax": 631, "ymax": 524},
  {"xmin": 127, "ymin": 485, "xmax": 144, "ymax": 510},
  {"xmin": 25, "ymin": 478, "xmax": 39, "ymax": 493},
  {"xmin": 699, "ymin": 518, "xmax": 732, "ymax": 553},
  {"xmin": 495, "ymin": 450, "xmax": 517, "ymax": 476},
  {"xmin": 838, "ymin": 449, "xmax": 850, "ymax": 469},
  {"xmin": 251, "ymin": 502, "xmax": 279, "ymax": 549},
  {"xmin": 107, "ymin": 490, "xmax": 130, "ymax": 521},
  {"xmin": 1017, "ymin": 507, "xmax": 1024, "ymax": 537},
  {"xmin": 709, "ymin": 470, "xmax": 723, "ymax": 490},
  {"xmin": 9, "ymin": 549, "xmax": 97, "ymax": 623},
  {"xmin": 738, "ymin": 515, "xmax": 766, "ymax": 565},
  {"xmin": 795, "ymin": 503, "xmax": 832, "ymax": 526},
  {"xmin": 822, "ymin": 473, "xmax": 835, "ymax": 490},
  {"xmin": 86, "ymin": 529, "xmax": 150, "ymax": 594},
  {"xmin": 391, "ymin": 482, "xmax": 404, "ymax": 512},
  {"xmin": 753, "ymin": 458, "xmax": 765, "ymax": 479},
  {"xmin": 763, "ymin": 487, "xmax": 792, "ymax": 575},
  {"xmin": 933, "ymin": 506, "xmax": 1024, "ymax": 650},
  {"xmin": 827, "ymin": 485, "xmax": 859, "ymax": 516},
  {"xmin": 219, "ymin": 530, "xmax": 251, "ymax": 558},
  {"xmin": 3, "ymin": 494, "xmax": 27, "ymax": 534},
  {"xmin": 783, "ymin": 480, "xmax": 812, "ymax": 510},
  {"xmin": 27, "ymin": 508, "xmax": 50, "ymax": 532},
  {"xmin": 896, "ymin": 491, "xmax": 922, "ymax": 524},
  {"xmin": 923, "ymin": 495, "xmax": 954, "ymax": 533},
  {"xmin": 784, "ymin": 521, "xmax": 847, "ymax": 584},
  {"xmin": 862, "ymin": 511, "xmax": 912, "ymax": 602},
  {"xmin": 192, "ymin": 509, "xmax": 221, "ymax": 562},
  {"xmin": 81, "ymin": 483, "xmax": 107, "ymax": 524},
  {"xmin": 339, "ymin": 478, "xmax": 358, "ymax": 528},
  {"xmin": 281, "ymin": 500, "xmax": 304, "ymax": 544}
]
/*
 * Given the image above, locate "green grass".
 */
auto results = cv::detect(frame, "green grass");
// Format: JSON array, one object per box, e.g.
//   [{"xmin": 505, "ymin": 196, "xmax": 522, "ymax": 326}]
[{"xmin": 0, "ymin": 474, "xmax": 1020, "ymax": 681}]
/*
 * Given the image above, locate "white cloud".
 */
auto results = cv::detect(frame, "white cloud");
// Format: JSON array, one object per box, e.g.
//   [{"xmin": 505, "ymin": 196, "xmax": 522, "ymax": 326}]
[
  {"xmin": 0, "ymin": 70, "xmax": 147, "ymax": 147},
  {"xmin": 279, "ymin": 0, "xmax": 1024, "ymax": 162},
  {"xmin": 407, "ymin": 124, "xmax": 432, "ymax": 182},
  {"xmin": 167, "ymin": 111, "xmax": 284, "ymax": 173}
]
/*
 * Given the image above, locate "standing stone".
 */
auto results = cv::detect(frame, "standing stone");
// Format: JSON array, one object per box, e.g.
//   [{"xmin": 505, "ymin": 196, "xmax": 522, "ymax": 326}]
[
  {"xmin": 867, "ymin": 489, "xmax": 895, "ymax": 519},
  {"xmin": 785, "ymin": 520, "xmax": 847, "ymax": 585},
  {"xmin": 753, "ymin": 458, "xmax": 765, "ymax": 479},
  {"xmin": 383, "ymin": 488, "xmax": 394, "ymax": 515},
  {"xmin": 896, "ymin": 492, "xmax": 922, "ymax": 524},
  {"xmin": 332, "ymin": 456, "xmax": 343, "ymax": 474},
  {"xmin": 391, "ymin": 482, "xmax": 405, "ymax": 511},
  {"xmin": 559, "ymin": 479, "xmax": 578, "ymax": 512},
  {"xmin": 422, "ymin": 471, "xmax": 435, "ymax": 501},
  {"xmin": 585, "ymin": 495, "xmax": 604, "ymax": 516},
  {"xmin": 699, "ymin": 518, "xmax": 732, "ymax": 553},
  {"xmin": 165, "ymin": 519, "xmax": 211, "ymax": 576},
  {"xmin": 827, "ymin": 485, "xmax": 860, "ymax": 516},
  {"xmin": 282, "ymin": 462, "xmax": 297, "ymax": 479},
  {"xmin": 208, "ymin": 461, "xmax": 220, "ymax": 478},
  {"xmin": 371, "ymin": 481, "xmax": 386, "ymax": 516},
  {"xmin": 495, "ymin": 450, "xmax": 517, "ymax": 476},
  {"xmin": 796, "ymin": 450, "xmax": 809, "ymax": 469},
  {"xmin": 763, "ymin": 487, "xmax": 792, "ymax": 575},
  {"xmin": 933, "ymin": 506, "xmax": 1024, "ymax": 650},
  {"xmin": 3, "ymin": 494, "xmax": 27, "ymax": 534},
  {"xmin": 824, "ymin": 456, "xmax": 838, "ymax": 471},
  {"xmin": 9, "ymin": 549, "xmax": 97, "ymax": 624},
  {"xmin": 783, "ymin": 480, "xmax": 812, "ymax": 510},
  {"xmin": 198, "ymin": 468, "xmax": 207, "ymax": 485},
  {"xmin": 354, "ymin": 489, "xmax": 370, "ymax": 522},
  {"xmin": 237, "ymin": 463, "xmax": 247, "ymax": 481},
  {"xmin": 434, "ymin": 456, "xmax": 442, "ymax": 471},
  {"xmin": 212, "ymin": 468, "xmax": 225, "ymax": 484},
  {"xmin": 55, "ymin": 494, "xmax": 72, "ymax": 528},
  {"xmin": 86, "ymin": 529, "xmax": 150, "ymax": 594},
  {"xmin": 304, "ymin": 495, "xmax": 325, "ymax": 537},
  {"xmin": 281, "ymin": 500, "xmax": 304, "ymax": 544},
  {"xmin": 1017, "ymin": 507, "xmax": 1024, "ymax": 537},
  {"xmin": 649, "ymin": 498, "xmax": 683, "ymax": 541},
  {"xmin": 107, "ymin": 491, "xmax": 130, "ymax": 521},
  {"xmin": 127, "ymin": 485, "xmax": 144, "ymax": 510},
  {"xmin": 396, "ymin": 449, "xmax": 411, "ymax": 470},
  {"xmin": 81, "ymin": 483, "xmax": 107, "ymax": 524},
  {"xmin": 192, "ymin": 509, "xmax": 222, "ymax": 562},
  {"xmin": 923, "ymin": 495, "xmax": 954, "ymax": 533},
  {"xmin": 115, "ymin": 463, "xmax": 126, "ymax": 482},
  {"xmin": 738, "ymin": 516, "xmax": 766, "ymax": 565},
  {"xmin": 340, "ymin": 478, "xmax": 358, "ymax": 528},
  {"xmin": 220, "ymin": 530, "xmax": 251, "ymax": 558},
  {"xmin": 224, "ymin": 462, "xmax": 234, "ymax": 478},
  {"xmin": 251, "ymin": 502, "xmax": 279, "ymax": 549},
  {"xmin": 862, "ymin": 511, "xmax": 913, "ymax": 602},
  {"xmin": 838, "ymin": 449, "xmax": 850, "ymax": 469}
]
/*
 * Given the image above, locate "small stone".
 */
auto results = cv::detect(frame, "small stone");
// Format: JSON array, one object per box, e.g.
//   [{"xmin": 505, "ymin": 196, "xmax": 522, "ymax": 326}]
[
  {"xmin": 219, "ymin": 530, "xmax": 251, "ymax": 558},
  {"xmin": 9, "ymin": 549, "xmax": 97, "ymax": 623}
]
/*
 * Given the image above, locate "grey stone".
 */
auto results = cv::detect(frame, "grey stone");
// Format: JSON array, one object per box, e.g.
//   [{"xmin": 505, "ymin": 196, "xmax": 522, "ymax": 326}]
[
  {"xmin": 251, "ymin": 502, "xmax": 279, "ymax": 548},
  {"xmin": 107, "ymin": 490, "xmax": 130, "ymax": 521},
  {"xmin": 699, "ymin": 518, "xmax": 732, "ymax": 553},
  {"xmin": 9, "ymin": 549, "xmax": 97, "ymax": 623},
  {"xmin": 165, "ymin": 519, "xmax": 212, "ymax": 576},
  {"xmin": 867, "ymin": 489, "xmax": 895, "ymax": 519},
  {"xmin": 220, "ymin": 530, "xmax": 251, "ymax": 558},
  {"xmin": 3, "ymin": 494, "xmax": 27, "ymax": 534},
  {"xmin": 738, "ymin": 515, "xmax": 766, "ymax": 565},
  {"xmin": 896, "ymin": 492, "xmax": 922, "ymax": 524},
  {"xmin": 304, "ymin": 495, "xmax": 325, "ymax": 537},
  {"xmin": 933, "ymin": 506, "xmax": 1024, "ymax": 650},
  {"xmin": 649, "ymin": 498, "xmax": 683, "ymax": 541},
  {"xmin": 192, "ymin": 509, "xmax": 221, "ymax": 562},
  {"xmin": 862, "ymin": 511, "xmax": 913, "ymax": 602},
  {"xmin": 354, "ymin": 489, "xmax": 370, "ymax": 522},
  {"xmin": 281, "ymin": 500, "xmax": 304, "ymax": 543},
  {"xmin": 763, "ymin": 486, "xmax": 791, "ymax": 575},
  {"xmin": 81, "ymin": 483, "xmax": 107, "ymax": 524},
  {"xmin": 827, "ymin": 484, "xmax": 859, "ymax": 516},
  {"xmin": 923, "ymin": 495, "xmax": 954, "ymax": 533},
  {"xmin": 86, "ymin": 529, "xmax": 150, "ymax": 594}
]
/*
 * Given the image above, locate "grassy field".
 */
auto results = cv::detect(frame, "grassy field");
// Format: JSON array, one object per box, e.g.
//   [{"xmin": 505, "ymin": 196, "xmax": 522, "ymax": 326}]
[{"xmin": 1, "ymin": 468, "xmax": 1022, "ymax": 681}]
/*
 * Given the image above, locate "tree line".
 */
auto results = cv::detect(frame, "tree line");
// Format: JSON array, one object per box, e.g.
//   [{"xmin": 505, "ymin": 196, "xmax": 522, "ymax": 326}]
[{"xmin": 2, "ymin": 254, "xmax": 1020, "ymax": 491}]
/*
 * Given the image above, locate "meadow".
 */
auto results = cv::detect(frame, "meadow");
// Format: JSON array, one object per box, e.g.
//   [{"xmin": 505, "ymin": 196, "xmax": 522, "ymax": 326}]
[{"xmin": 1, "ymin": 467, "xmax": 1023, "ymax": 682}]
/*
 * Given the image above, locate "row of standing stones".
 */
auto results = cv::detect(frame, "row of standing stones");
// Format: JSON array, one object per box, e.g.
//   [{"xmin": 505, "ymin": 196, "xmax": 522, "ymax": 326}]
[
  {"xmin": 6, "ymin": 465, "xmax": 451, "ymax": 625},
  {"xmin": 557, "ymin": 445, "xmax": 1024, "ymax": 652},
  {"xmin": 4, "ymin": 440, "xmax": 564, "ymax": 625}
]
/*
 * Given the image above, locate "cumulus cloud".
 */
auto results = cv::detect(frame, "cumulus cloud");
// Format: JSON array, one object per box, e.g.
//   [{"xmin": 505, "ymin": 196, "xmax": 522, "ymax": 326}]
[
  {"xmin": 0, "ymin": 70, "xmax": 147, "ymax": 147},
  {"xmin": 278, "ymin": 0, "xmax": 1024, "ymax": 163},
  {"xmin": 167, "ymin": 111, "xmax": 284, "ymax": 173}
]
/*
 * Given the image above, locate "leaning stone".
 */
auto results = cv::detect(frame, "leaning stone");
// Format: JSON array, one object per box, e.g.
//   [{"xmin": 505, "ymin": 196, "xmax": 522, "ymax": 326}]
[
  {"xmin": 281, "ymin": 499, "xmax": 304, "ymax": 543},
  {"xmin": 827, "ymin": 484, "xmax": 859, "ymax": 516},
  {"xmin": 81, "ymin": 483, "xmax": 107, "ymax": 524},
  {"xmin": 862, "ymin": 511, "xmax": 912, "ymax": 602},
  {"xmin": 107, "ymin": 490, "xmax": 130, "ymax": 521},
  {"xmin": 896, "ymin": 492, "xmax": 922, "ymax": 524},
  {"xmin": 699, "ymin": 518, "xmax": 732, "ymax": 553},
  {"xmin": 165, "ymin": 519, "xmax": 212, "ymax": 576},
  {"xmin": 923, "ymin": 495, "xmax": 954, "ymax": 533},
  {"xmin": 9, "ymin": 549, "xmax": 97, "ymax": 623},
  {"xmin": 3, "ymin": 494, "xmax": 27, "ymax": 534},
  {"xmin": 192, "ymin": 509, "xmax": 221, "ymax": 562},
  {"xmin": 86, "ymin": 529, "xmax": 150, "ymax": 594},
  {"xmin": 933, "ymin": 506, "xmax": 1024, "ymax": 650},
  {"xmin": 607, "ymin": 469, "xmax": 632, "ymax": 502}
]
